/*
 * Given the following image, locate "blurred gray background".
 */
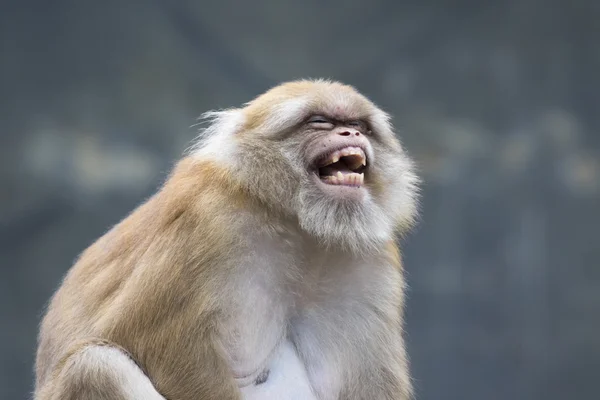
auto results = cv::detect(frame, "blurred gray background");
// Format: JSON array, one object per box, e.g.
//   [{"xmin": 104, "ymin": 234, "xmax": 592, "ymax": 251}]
[{"xmin": 2, "ymin": 1, "xmax": 599, "ymax": 399}]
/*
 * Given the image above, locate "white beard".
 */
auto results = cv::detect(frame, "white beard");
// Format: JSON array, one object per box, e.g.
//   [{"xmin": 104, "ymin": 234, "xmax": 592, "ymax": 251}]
[{"xmin": 296, "ymin": 186, "xmax": 393, "ymax": 255}]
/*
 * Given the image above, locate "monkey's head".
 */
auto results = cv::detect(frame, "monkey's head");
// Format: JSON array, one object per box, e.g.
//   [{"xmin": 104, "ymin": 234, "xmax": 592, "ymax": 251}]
[{"xmin": 192, "ymin": 79, "xmax": 419, "ymax": 252}]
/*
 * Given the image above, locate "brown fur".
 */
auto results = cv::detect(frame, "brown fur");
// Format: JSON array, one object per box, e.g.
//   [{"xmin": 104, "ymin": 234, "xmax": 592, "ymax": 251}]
[
  {"xmin": 36, "ymin": 160, "xmax": 252, "ymax": 399},
  {"xmin": 35, "ymin": 79, "xmax": 419, "ymax": 400}
]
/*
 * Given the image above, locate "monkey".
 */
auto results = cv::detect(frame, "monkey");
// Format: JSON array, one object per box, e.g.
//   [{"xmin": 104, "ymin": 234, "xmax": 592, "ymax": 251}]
[{"xmin": 34, "ymin": 79, "xmax": 420, "ymax": 400}]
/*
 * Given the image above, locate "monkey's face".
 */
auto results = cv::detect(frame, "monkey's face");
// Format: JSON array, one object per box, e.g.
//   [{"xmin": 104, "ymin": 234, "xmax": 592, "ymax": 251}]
[
  {"xmin": 194, "ymin": 80, "xmax": 418, "ymax": 252},
  {"xmin": 303, "ymin": 116, "xmax": 371, "ymax": 203},
  {"xmin": 287, "ymin": 107, "xmax": 417, "ymax": 252}
]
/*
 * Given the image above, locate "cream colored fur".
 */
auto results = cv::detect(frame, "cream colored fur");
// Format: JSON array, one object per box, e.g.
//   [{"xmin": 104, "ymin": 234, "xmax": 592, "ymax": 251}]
[{"xmin": 35, "ymin": 79, "xmax": 419, "ymax": 400}]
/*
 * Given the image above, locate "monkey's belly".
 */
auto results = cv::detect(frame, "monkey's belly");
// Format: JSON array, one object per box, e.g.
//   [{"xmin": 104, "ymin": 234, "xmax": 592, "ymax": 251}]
[{"xmin": 239, "ymin": 341, "xmax": 317, "ymax": 400}]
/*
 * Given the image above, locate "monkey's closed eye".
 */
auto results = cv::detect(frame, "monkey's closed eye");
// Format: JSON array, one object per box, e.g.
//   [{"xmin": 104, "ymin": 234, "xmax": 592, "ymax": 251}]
[{"xmin": 308, "ymin": 115, "xmax": 332, "ymax": 125}]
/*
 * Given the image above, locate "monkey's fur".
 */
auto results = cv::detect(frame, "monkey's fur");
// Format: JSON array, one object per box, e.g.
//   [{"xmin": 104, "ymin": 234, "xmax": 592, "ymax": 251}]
[{"xmin": 35, "ymin": 80, "xmax": 419, "ymax": 400}]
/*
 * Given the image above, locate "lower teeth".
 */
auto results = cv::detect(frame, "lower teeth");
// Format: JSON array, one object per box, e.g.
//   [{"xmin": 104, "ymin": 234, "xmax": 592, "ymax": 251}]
[{"xmin": 321, "ymin": 173, "xmax": 364, "ymax": 186}]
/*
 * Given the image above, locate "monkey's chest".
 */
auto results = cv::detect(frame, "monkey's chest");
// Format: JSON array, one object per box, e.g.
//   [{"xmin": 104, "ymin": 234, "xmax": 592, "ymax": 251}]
[
  {"xmin": 238, "ymin": 340, "xmax": 317, "ymax": 400},
  {"xmin": 222, "ymin": 312, "xmax": 319, "ymax": 399},
  {"xmin": 219, "ymin": 282, "xmax": 318, "ymax": 398}
]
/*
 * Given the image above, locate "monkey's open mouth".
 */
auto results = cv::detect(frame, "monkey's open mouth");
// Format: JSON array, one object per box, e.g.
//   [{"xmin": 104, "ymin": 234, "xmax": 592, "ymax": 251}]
[{"xmin": 316, "ymin": 146, "xmax": 367, "ymax": 187}]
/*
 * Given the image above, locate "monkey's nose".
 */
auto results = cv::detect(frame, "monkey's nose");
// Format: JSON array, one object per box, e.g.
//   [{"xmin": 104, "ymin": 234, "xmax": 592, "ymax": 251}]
[{"xmin": 339, "ymin": 131, "xmax": 361, "ymax": 137}]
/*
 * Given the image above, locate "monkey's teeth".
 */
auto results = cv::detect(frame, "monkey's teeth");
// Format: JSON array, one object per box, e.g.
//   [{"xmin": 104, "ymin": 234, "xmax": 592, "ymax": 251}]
[
  {"xmin": 320, "ymin": 147, "xmax": 366, "ymax": 167},
  {"xmin": 346, "ymin": 148, "xmax": 367, "ymax": 169},
  {"xmin": 322, "ymin": 152, "xmax": 340, "ymax": 167},
  {"xmin": 321, "ymin": 172, "xmax": 364, "ymax": 186}
]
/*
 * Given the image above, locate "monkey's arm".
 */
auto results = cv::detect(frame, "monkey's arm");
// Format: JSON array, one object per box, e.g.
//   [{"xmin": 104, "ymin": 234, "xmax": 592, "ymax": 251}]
[
  {"xmin": 338, "ymin": 321, "xmax": 412, "ymax": 400},
  {"xmin": 35, "ymin": 175, "xmax": 245, "ymax": 399},
  {"xmin": 350, "ymin": 247, "xmax": 414, "ymax": 400},
  {"xmin": 35, "ymin": 340, "xmax": 167, "ymax": 400},
  {"xmin": 36, "ymin": 322, "xmax": 241, "ymax": 400},
  {"xmin": 96, "ymin": 164, "xmax": 245, "ymax": 399},
  {"xmin": 127, "ymin": 328, "xmax": 243, "ymax": 400},
  {"xmin": 93, "ymin": 259, "xmax": 244, "ymax": 399}
]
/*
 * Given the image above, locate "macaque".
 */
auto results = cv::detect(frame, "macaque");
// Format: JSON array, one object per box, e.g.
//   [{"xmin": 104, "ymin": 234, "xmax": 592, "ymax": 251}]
[{"xmin": 35, "ymin": 79, "xmax": 419, "ymax": 400}]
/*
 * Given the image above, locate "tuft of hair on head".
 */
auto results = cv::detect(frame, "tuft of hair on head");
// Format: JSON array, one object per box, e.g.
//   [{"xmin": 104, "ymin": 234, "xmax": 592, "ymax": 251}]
[{"xmin": 185, "ymin": 108, "xmax": 246, "ymax": 161}]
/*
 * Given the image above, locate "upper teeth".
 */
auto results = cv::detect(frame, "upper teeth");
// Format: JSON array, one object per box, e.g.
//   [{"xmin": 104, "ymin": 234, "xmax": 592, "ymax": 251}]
[{"xmin": 321, "ymin": 147, "xmax": 366, "ymax": 168}]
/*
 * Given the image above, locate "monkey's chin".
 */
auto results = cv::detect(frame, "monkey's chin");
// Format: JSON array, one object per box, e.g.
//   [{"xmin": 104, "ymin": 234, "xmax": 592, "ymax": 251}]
[
  {"xmin": 311, "ymin": 173, "xmax": 367, "ymax": 202},
  {"xmin": 298, "ymin": 179, "xmax": 390, "ymax": 254}
]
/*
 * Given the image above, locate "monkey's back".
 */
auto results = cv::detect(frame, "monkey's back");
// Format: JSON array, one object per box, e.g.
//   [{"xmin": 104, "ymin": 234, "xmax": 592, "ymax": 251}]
[{"xmin": 35, "ymin": 158, "xmax": 250, "ymax": 397}]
